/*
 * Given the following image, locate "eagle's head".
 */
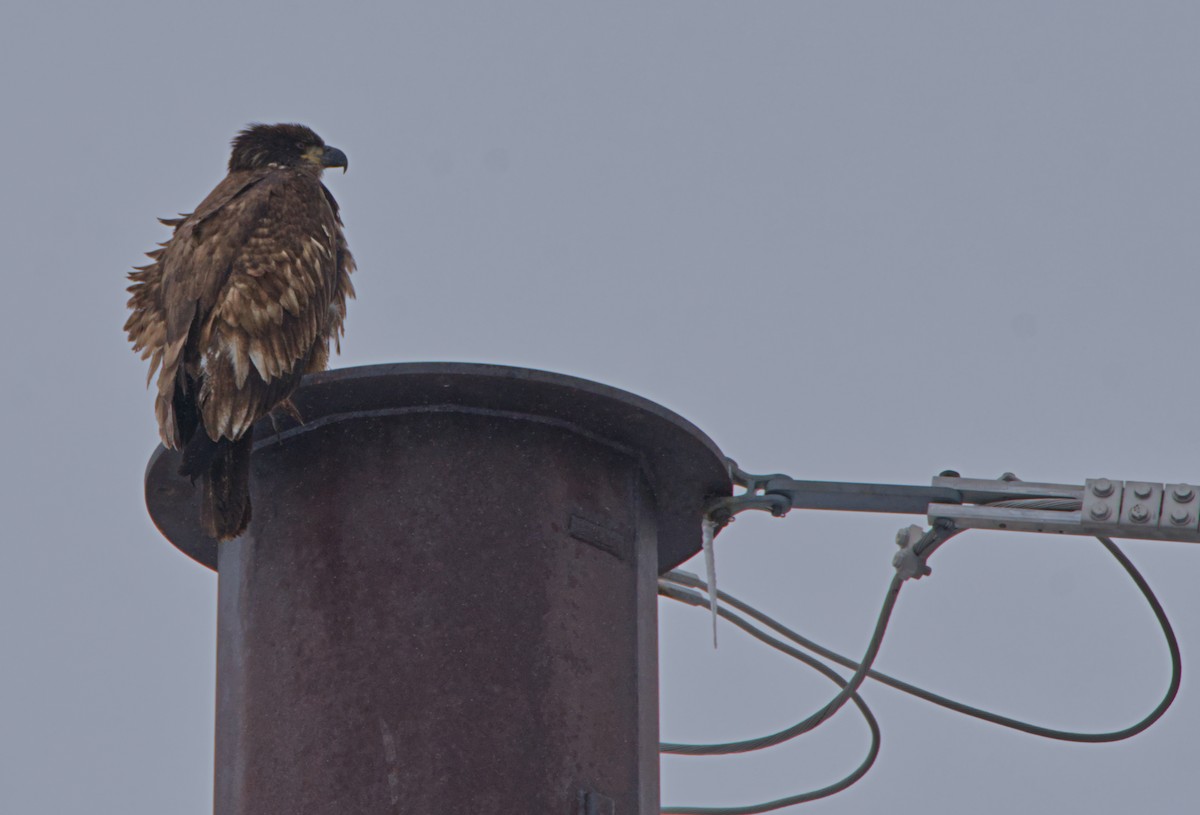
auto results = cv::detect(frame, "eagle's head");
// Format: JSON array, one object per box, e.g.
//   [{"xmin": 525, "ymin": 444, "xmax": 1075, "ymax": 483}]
[{"xmin": 228, "ymin": 123, "xmax": 348, "ymax": 174}]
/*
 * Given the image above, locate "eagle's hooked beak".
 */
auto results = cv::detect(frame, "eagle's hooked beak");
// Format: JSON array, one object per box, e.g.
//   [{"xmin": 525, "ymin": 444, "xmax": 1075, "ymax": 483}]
[{"xmin": 321, "ymin": 146, "xmax": 349, "ymax": 173}]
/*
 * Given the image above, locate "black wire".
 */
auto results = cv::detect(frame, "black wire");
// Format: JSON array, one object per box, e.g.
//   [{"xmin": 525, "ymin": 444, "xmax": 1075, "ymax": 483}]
[
  {"xmin": 657, "ymin": 530, "xmax": 1180, "ymax": 813},
  {"xmin": 658, "ymin": 585, "xmax": 881, "ymax": 815},
  {"xmin": 664, "ymin": 534, "xmax": 1181, "ymax": 744},
  {"xmin": 661, "ymin": 573, "xmax": 904, "ymax": 756}
]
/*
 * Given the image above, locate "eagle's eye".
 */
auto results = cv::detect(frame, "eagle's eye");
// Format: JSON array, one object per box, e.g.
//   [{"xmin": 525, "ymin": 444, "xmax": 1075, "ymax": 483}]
[{"xmin": 301, "ymin": 143, "xmax": 327, "ymax": 165}]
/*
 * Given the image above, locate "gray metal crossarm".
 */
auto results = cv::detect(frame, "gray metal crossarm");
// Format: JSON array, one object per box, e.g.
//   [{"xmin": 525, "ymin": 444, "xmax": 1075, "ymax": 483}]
[
  {"xmin": 710, "ymin": 460, "xmax": 1200, "ymax": 545},
  {"xmin": 706, "ymin": 461, "xmax": 965, "ymax": 523},
  {"xmin": 763, "ymin": 478, "xmax": 962, "ymax": 514}
]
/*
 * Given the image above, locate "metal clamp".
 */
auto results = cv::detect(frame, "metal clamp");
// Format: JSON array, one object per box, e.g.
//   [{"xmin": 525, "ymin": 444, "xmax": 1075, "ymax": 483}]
[
  {"xmin": 933, "ymin": 476, "xmax": 1200, "ymax": 544},
  {"xmin": 705, "ymin": 460, "xmax": 793, "ymax": 526}
]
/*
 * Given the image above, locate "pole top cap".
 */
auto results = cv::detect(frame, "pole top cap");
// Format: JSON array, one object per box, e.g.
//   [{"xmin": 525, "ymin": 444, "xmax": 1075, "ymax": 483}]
[{"xmin": 144, "ymin": 362, "xmax": 732, "ymax": 573}]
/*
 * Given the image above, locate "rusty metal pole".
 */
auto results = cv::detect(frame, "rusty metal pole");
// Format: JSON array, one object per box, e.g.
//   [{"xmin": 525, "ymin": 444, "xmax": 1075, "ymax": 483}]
[{"xmin": 145, "ymin": 363, "xmax": 730, "ymax": 815}]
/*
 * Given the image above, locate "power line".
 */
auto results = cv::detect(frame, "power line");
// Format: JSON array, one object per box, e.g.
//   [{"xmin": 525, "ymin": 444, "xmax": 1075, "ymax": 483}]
[{"xmin": 658, "ymin": 532, "xmax": 1180, "ymax": 814}]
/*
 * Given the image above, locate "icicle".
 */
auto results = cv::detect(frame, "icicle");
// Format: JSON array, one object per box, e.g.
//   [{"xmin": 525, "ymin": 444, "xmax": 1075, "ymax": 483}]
[{"xmin": 702, "ymin": 517, "xmax": 719, "ymax": 648}]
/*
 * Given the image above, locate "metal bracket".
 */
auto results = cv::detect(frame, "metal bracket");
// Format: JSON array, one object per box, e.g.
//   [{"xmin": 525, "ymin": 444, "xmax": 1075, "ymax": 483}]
[
  {"xmin": 706, "ymin": 458, "xmax": 1200, "ymax": 545},
  {"xmin": 934, "ymin": 476, "xmax": 1200, "ymax": 543},
  {"xmin": 705, "ymin": 460, "xmax": 793, "ymax": 525}
]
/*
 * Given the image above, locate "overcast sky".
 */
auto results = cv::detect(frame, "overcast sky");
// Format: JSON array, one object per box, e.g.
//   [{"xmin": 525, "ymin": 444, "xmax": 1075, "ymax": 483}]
[{"xmin": 2, "ymin": 2, "xmax": 1198, "ymax": 813}]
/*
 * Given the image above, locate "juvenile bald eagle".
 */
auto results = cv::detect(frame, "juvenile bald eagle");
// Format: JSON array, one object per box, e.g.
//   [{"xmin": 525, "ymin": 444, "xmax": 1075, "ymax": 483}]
[{"xmin": 125, "ymin": 123, "xmax": 355, "ymax": 541}]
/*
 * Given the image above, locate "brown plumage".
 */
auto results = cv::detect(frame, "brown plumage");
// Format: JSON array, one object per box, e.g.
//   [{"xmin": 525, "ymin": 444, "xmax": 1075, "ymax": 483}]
[{"xmin": 125, "ymin": 123, "xmax": 355, "ymax": 541}]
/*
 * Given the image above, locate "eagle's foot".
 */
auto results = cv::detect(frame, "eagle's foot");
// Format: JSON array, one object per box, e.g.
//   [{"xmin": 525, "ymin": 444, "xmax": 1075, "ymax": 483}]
[
  {"xmin": 278, "ymin": 398, "xmax": 305, "ymax": 425},
  {"xmin": 267, "ymin": 399, "xmax": 306, "ymax": 439}
]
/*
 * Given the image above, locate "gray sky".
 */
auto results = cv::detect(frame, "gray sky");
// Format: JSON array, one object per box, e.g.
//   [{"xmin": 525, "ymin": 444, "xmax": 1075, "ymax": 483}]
[{"xmin": 2, "ymin": 1, "xmax": 1198, "ymax": 812}]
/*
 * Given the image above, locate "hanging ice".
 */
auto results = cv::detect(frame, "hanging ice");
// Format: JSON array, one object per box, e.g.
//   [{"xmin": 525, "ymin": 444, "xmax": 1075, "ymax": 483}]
[{"xmin": 702, "ymin": 517, "xmax": 719, "ymax": 648}]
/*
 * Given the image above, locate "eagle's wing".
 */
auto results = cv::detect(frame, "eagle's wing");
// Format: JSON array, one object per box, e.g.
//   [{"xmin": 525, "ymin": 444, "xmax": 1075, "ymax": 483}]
[
  {"xmin": 126, "ymin": 171, "xmax": 267, "ymax": 440},
  {"xmin": 126, "ymin": 169, "xmax": 352, "ymax": 449}
]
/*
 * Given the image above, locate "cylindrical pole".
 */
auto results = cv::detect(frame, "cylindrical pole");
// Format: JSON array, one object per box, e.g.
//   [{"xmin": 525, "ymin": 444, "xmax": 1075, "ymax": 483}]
[{"xmin": 144, "ymin": 364, "xmax": 730, "ymax": 815}]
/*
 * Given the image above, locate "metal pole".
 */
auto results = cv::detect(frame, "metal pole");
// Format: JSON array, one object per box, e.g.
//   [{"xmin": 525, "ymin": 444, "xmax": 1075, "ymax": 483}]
[{"xmin": 144, "ymin": 363, "xmax": 731, "ymax": 815}]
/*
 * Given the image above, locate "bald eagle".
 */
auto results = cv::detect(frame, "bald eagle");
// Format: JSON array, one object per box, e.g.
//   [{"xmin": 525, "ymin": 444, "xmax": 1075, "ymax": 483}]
[{"xmin": 125, "ymin": 123, "xmax": 356, "ymax": 541}]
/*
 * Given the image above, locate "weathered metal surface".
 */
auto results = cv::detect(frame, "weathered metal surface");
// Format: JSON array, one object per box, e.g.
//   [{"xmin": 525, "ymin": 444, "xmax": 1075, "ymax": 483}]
[
  {"xmin": 145, "ymin": 363, "xmax": 731, "ymax": 573},
  {"xmin": 142, "ymin": 363, "xmax": 730, "ymax": 815}
]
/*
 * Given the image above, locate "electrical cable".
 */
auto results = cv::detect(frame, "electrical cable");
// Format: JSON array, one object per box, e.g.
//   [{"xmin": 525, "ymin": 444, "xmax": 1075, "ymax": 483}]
[
  {"xmin": 657, "ymin": 584, "xmax": 881, "ymax": 815},
  {"xmin": 985, "ymin": 498, "xmax": 1081, "ymax": 511},
  {"xmin": 655, "ymin": 531, "xmax": 964, "ymax": 813},
  {"xmin": 658, "ymin": 530, "xmax": 1180, "ymax": 813},
  {"xmin": 660, "ymin": 571, "xmax": 905, "ymax": 757},
  {"xmin": 663, "ymin": 534, "xmax": 1180, "ymax": 745}
]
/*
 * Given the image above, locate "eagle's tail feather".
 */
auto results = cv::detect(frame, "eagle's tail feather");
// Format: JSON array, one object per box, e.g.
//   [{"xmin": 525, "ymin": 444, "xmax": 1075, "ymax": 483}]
[
  {"xmin": 198, "ymin": 431, "xmax": 254, "ymax": 542},
  {"xmin": 179, "ymin": 428, "xmax": 218, "ymax": 483}
]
